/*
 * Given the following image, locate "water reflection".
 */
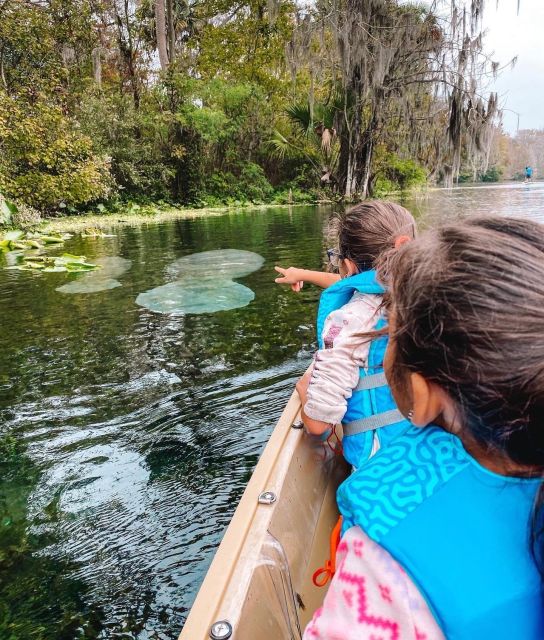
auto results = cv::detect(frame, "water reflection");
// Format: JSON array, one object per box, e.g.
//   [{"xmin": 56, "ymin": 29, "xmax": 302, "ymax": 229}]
[{"xmin": 405, "ymin": 181, "xmax": 544, "ymax": 226}]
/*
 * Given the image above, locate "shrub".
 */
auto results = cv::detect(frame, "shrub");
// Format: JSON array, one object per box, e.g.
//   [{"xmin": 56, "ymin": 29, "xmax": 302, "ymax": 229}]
[
  {"xmin": 480, "ymin": 166, "xmax": 502, "ymax": 182},
  {"xmin": 0, "ymin": 93, "xmax": 112, "ymax": 212},
  {"xmin": 202, "ymin": 162, "xmax": 274, "ymax": 204},
  {"xmin": 386, "ymin": 156, "xmax": 427, "ymax": 190}
]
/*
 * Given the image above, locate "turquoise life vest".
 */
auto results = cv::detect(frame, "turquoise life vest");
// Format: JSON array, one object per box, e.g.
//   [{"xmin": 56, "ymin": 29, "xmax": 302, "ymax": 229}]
[
  {"xmin": 315, "ymin": 270, "xmax": 407, "ymax": 467},
  {"xmin": 337, "ymin": 424, "xmax": 544, "ymax": 639}
]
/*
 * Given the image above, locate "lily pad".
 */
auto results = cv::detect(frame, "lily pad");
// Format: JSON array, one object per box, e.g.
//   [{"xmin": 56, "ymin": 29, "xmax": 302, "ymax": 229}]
[
  {"xmin": 56, "ymin": 256, "xmax": 131, "ymax": 294},
  {"xmin": 136, "ymin": 277, "xmax": 256, "ymax": 315},
  {"xmin": 166, "ymin": 249, "xmax": 264, "ymax": 280}
]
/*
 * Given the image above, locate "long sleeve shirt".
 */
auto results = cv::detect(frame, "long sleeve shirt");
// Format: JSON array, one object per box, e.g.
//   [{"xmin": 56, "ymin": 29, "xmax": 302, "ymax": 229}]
[{"xmin": 304, "ymin": 292, "xmax": 382, "ymax": 426}]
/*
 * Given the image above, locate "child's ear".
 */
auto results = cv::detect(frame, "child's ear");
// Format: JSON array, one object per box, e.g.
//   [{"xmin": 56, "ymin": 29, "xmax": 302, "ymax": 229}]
[
  {"xmin": 394, "ymin": 235, "xmax": 412, "ymax": 249},
  {"xmin": 409, "ymin": 372, "xmax": 444, "ymax": 426},
  {"xmin": 344, "ymin": 258, "xmax": 359, "ymax": 276}
]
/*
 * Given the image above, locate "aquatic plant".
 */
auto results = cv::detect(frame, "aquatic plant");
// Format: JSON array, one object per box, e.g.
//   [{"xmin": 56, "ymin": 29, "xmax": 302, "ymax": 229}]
[
  {"xmin": 0, "ymin": 230, "xmax": 72, "ymax": 252},
  {"xmin": 0, "ymin": 197, "xmax": 16, "ymax": 226},
  {"xmin": 81, "ymin": 228, "xmax": 116, "ymax": 238},
  {"xmin": 8, "ymin": 253, "xmax": 99, "ymax": 273}
]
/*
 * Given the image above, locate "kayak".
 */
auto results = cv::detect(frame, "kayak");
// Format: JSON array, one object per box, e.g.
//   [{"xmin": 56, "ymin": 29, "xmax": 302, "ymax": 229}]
[{"xmin": 179, "ymin": 390, "xmax": 348, "ymax": 640}]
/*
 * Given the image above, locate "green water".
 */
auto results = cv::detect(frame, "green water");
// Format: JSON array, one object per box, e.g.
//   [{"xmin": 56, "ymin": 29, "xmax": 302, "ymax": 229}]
[{"xmin": 2, "ymin": 183, "xmax": 544, "ymax": 639}]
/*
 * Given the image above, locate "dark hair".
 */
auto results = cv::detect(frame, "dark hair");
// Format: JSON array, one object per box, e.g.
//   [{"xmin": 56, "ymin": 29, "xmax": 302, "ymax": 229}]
[
  {"xmin": 384, "ymin": 215, "xmax": 544, "ymax": 575},
  {"xmin": 334, "ymin": 201, "xmax": 416, "ymax": 272}
]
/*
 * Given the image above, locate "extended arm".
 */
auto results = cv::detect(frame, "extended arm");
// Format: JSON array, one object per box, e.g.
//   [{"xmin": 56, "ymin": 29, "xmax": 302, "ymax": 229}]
[{"xmin": 275, "ymin": 266, "xmax": 340, "ymax": 292}]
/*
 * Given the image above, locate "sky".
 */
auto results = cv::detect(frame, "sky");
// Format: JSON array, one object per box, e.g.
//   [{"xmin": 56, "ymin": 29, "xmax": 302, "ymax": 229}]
[{"xmin": 483, "ymin": 0, "xmax": 544, "ymax": 134}]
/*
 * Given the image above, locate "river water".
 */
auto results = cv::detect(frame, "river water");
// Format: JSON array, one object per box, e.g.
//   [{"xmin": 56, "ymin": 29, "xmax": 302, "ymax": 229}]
[{"xmin": 1, "ymin": 182, "xmax": 544, "ymax": 639}]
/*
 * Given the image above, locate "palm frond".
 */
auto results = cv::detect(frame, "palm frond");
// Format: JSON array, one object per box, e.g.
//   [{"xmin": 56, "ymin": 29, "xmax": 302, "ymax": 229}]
[{"xmin": 286, "ymin": 103, "xmax": 313, "ymax": 135}]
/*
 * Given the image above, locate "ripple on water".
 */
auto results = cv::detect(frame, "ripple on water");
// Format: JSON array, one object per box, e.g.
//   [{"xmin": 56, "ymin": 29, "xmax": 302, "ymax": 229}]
[{"xmin": 5, "ymin": 355, "xmax": 303, "ymax": 636}]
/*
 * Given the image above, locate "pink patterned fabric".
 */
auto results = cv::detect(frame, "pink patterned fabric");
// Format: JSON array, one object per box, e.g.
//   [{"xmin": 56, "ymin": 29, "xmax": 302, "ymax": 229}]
[{"xmin": 303, "ymin": 527, "xmax": 444, "ymax": 640}]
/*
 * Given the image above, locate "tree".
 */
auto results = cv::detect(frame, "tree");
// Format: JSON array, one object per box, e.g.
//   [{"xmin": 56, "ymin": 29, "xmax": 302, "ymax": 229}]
[
  {"xmin": 286, "ymin": 0, "xmax": 503, "ymax": 197},
  {"xmin": 155, "ymin": 0, "xmax": 169, "ymax": 69}
]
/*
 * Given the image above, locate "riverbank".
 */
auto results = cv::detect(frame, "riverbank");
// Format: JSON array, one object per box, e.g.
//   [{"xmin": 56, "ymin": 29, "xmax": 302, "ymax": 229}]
[{"xmin": 31, "ymin": 201, "xmax": 327, "ymax": 235}]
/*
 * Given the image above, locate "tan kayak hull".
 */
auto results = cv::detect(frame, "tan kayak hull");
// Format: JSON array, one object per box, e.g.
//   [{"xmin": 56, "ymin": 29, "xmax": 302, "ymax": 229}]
[{"xmin": 179, "ymin": 391, "xmax": 348, "ymax": 640}]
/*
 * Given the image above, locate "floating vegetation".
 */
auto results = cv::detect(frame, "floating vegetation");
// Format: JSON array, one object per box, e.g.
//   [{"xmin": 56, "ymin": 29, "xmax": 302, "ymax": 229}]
[
  {"xmin": 0, "ymin": 230, "xmax": 72, "ymax": 252},
  {"xmin": 7, "ymin": 253, "xmax": 99, "ymax": 273},
  {"xmin": 81, "ymin": 228, "xmax": 116, "ymax": 238},
  {"xmin": 57, "ymin": 257, "xmax": 131, "ymax": 294},
  {"xmin": 137, "ymin": 249, "xmax": 264, "ymax": 315}
]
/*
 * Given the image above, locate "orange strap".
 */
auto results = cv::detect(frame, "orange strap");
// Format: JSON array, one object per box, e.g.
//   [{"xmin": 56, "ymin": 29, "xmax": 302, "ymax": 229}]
[{"xmin": 312, "ymin": 516, "xmax": 343, "ymax": 587}]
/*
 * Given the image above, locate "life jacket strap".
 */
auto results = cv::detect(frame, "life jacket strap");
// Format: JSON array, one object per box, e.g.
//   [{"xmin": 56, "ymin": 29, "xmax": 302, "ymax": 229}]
[
  {"xmin": 343, "ymin": 409, "xmax": 405, "ymax": 437},
  {"xmin": 354, "ymin": 371, "xmax": 388, "ymax": 391}
]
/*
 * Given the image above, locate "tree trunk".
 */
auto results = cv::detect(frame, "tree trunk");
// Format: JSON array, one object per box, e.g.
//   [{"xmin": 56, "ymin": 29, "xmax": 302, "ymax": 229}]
[
  {"xmin": 155, "ymin": 0, "xmax": 169, "ymax": 69},
  {"xmin": 92, "ymin": 47, "xmax": 102, "ymax": 88},
  {"xmin": 166, "ymin": 0, "xmax": 175, "ymax": 63},
  {"xmin": 339, "ymin": 89, "xmax": 377, "ymax": 200}
]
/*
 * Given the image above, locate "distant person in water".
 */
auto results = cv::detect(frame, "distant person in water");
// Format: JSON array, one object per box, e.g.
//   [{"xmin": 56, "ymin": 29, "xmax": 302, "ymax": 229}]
[{"xmin": 526, "ymin": 166, "xmax": 533, "ymax": 182}]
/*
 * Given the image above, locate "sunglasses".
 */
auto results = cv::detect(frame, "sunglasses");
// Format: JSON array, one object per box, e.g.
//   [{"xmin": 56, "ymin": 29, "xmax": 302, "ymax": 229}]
[
  {"xmin": 326, "ymin": 248, "xmax": 344, "ymax": 268},
  {"xmin": 326, "ymin": 248, "xmax": 373, "ymax": 272}
]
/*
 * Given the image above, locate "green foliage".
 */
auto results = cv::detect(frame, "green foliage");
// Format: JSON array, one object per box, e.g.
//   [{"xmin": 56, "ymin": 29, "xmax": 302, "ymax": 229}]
[
  {"xmin": 0, "ymin": 197, "xmax": 16, "ymax": 226},
  {"xmin": 202, "ymin": 163, "xmax": 274, "ymax": 205},
  {"xmin": 0, "ymin": 94, "xmax": 111, "ymax": 212},
  {"xmin": 385, "ymin": 156, "xmax": 427, "ymax": 190},
  {"xmin": 76, "ymin": 92, "xmax": 175, "ymax": 200},
  {"xmin": 373, "ymin": 176, "xmax": 399, "ymax": 197},
  {"xmin": 372, "ymin": 152, "xmax": 427, "ymax": 195},
  {"xmin": 480, "ymin": 166, "xmax": 503, "ymax": 182},
  {"xmin": 0, "ymin": 0, "xmax": 444, "ymax": 216}
]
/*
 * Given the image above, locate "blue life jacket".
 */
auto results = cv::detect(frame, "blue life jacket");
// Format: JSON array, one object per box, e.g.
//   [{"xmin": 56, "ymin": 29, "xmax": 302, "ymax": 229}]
[
  {"xmin": 337, "ymin": 424, "xmax": 544, "ymax": 639},
  {"xmin": 315, "ymin": 270, "xmax": 408, "ymax": 467}
]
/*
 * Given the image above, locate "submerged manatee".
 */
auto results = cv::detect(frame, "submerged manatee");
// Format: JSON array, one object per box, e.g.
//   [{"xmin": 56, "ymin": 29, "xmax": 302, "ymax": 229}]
[
  {"xmin": 56, "ymin": 257, "xmax": 132, "ymax": 294},
  {"xmin": 136, "ymin": 278, "xmax": 255, "ymax": 315},
  {"xmin": 137, "ymin": 249, "xmax": 264, "ymax": 315},
  {"xmin": 165, "ymin": 249, "xmax": 264, "ymax": 280}
]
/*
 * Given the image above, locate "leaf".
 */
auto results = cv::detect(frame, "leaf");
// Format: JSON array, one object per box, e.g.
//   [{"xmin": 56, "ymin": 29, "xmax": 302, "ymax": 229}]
[
  {"xmin": 286, "ymin": 103, "xmax": 313, "ymax": 135},
  {"xmin": 43, "ymin": 266, "xmax": 68, "ymax": 272},
  {"xmin": 65, "ymin": 264, "xmax": 98, "ymax": 272},
  {"xmin": 0, "ymin": 199, "xmax": 17, "ymax": 225},
  {"xmin": 3, "ymin": 230, "xmax": 24, "ymax": 241},
  {"xmin": 61, "ymin": 253, "xmax": 86, "ymax": 261},
  {"xmin": 40, "ymin": 235, "xmax": 65, "ymax": 244}
]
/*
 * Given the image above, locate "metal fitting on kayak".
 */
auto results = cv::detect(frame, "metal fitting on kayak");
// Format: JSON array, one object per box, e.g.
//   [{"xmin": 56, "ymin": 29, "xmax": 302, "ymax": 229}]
[
  {"xmin": 209, "ymin": 620, "xmax": 232, "ymax": 639},
  {"xmin": 291, "ymin": 419, "xmax": 304, "ymax": 429},
  {"xmin": 258, "ymin": 491, "xmax": 277, "ymax": 505}
]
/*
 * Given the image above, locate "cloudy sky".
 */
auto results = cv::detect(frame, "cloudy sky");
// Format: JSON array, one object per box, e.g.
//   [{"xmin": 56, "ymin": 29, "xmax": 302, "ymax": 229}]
[{"xmin": 483, "ymin": 0, "xmax": 544, "ymax": 133}]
